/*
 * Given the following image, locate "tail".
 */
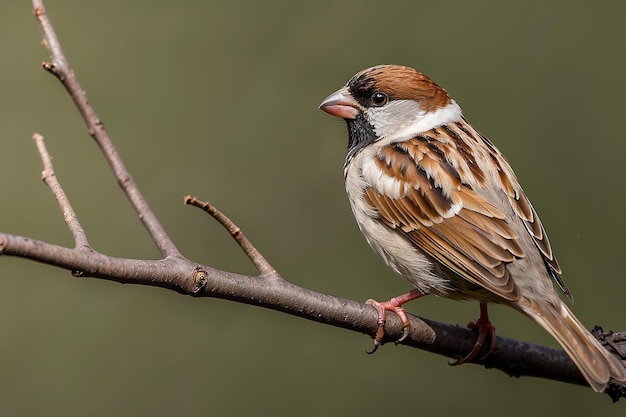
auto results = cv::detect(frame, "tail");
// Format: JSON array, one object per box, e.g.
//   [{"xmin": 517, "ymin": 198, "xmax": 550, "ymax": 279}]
[{"xmin": 519, "ymin": 298, "xmax": 626, "ymax": 392}]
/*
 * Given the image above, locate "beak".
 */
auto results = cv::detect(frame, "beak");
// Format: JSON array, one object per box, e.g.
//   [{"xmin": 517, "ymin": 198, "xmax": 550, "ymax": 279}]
[{"xmin": 319, "ymin": 87, "xmax": 361, "ymax": 120}]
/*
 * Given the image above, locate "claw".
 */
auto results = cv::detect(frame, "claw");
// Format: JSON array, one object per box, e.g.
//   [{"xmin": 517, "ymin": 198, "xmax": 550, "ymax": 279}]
[
  {"xmin": 366, "ymin": 340, "xmax": 380, "ymax": 355},
  {"xmin": 449, "ymin": 302, "xmax": 496, "ymax": 365},
  {"xmin": 393, "ymin": 307, "xmax": 411, "ymax": 345},
  {"xmin": 365, "ymin": 300, "xmax": 387, "ymax": 354}
]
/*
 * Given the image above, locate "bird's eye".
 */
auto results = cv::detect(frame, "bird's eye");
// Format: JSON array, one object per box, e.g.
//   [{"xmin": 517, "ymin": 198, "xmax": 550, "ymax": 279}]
[{"xmin": 371, "ymin": 92, "xmax": 388, "ymax": 107}]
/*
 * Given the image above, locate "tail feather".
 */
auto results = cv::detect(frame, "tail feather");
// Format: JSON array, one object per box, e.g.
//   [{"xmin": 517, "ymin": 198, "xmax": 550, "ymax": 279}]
[{"xmin": 521, "ymin": 299, "xmax": 626, "ymax": 392}]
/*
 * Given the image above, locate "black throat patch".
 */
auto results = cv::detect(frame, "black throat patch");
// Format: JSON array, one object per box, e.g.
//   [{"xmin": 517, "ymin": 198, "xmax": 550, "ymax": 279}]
[{"xmin": 344, "ymin": 114, "xmax": 378, "ymax": 175}]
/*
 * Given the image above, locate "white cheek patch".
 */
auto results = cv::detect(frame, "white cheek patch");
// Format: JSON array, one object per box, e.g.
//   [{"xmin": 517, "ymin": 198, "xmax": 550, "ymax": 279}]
[
  {"xmin": 366, "ymin": 100, "xmax": 463, "ymax": 144},
  {"xmin": 366, "ymin": 100, "xmax": 423, "ymax": 138}
]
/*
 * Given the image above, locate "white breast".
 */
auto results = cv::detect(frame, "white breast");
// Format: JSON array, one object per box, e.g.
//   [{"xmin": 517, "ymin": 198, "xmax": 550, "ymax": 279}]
[{"xmin": 344, "ymin": 147, "xmax": 455, "ymax": 295}]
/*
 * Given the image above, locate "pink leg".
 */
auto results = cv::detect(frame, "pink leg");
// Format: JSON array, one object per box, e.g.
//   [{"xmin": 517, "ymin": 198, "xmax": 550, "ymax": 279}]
[
  {"xmin": 450, "ymin": 301, "xmax": 496, "ymax": 365},
  {"xmin": 366, "ymin": 289, "xmax": 425, "ymax": 353}
]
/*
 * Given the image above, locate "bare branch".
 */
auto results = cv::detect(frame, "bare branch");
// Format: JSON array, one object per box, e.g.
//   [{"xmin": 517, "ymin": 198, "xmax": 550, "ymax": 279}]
[
  {"xmin": 33, "ymin": 133, "xmax": 90, "ymax": 250},
  {"xmin": 31, "ymin": 0, "xmax": 180, "ymax": 259},
  {"xmin": 2, "ymin": 230, "xmax": 625, "ymax": 399},
  {"xmin": 184, "ymin": 195, "xmax": 279, "ymax": 277},
  {"xmin": 32, "ymin": 3, "xmax": 67, "ymax": 69}
]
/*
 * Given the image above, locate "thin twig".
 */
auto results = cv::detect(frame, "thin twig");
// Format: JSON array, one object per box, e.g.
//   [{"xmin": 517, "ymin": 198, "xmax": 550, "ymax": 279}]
[
  {"xmin": 184, "ymin": 195, "xmax": 279, "ymax": 277},
  {"xmin": 31, "ymin": 0, "xmax": 181, "ymax": 259},
  {"xmin": 32, "ymin": 3, "xmax": 68, "ymax": 69},
  {"xmin": 33, "ymin": 133, "xmax": 90, "ymax": 250}
]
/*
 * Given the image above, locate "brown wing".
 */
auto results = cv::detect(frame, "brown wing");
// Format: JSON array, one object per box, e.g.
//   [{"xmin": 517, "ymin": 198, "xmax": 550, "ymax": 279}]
[
  {"xmin": 478, "ymin": 132, "xmax": 570, "ymax": 299},
  {"xmin": 362, "ymin": 131, "xmax": 527, "ymax": 301}
]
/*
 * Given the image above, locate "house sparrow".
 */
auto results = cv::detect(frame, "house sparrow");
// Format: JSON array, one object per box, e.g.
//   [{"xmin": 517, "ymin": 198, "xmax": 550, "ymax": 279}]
[{"xmin": 319, "ymin": 64, "xmax": 626, "ymax": 392}]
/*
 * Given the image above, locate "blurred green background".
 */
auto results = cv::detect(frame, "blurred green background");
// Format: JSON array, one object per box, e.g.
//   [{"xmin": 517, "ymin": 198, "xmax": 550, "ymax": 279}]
[{"xmin": 1, "ymin": 0, "xmax": 625, "ymax": 415}]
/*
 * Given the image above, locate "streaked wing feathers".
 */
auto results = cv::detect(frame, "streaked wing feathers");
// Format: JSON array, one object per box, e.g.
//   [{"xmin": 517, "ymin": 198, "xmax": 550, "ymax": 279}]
[
  {"xmin": 490, "ymin": 139, "xmax": 569, "ymax": 298},
  {"xmin": 363, "ymin": 131, "xmax": 528, "ymax": 301}
]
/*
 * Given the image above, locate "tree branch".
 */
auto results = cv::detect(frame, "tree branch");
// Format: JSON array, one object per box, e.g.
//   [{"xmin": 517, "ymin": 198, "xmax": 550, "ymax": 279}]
[
  {"xmin": 32, "ymin": 0, "xmax": 180, "ymax": 259},
  {"xmin": 33, "ymin": 133, "xmax": 90, "ymax": 250},
  {"xmin": 184, "ymin": 195, "xmax": 279, "ymax": 278},
  {"xmin": 0, "ymin": 0, "xmax": 617, "ymax": 402},
  {"xmin": 2, "ymin": 229, "xmax": 624, "ymax": 401}
]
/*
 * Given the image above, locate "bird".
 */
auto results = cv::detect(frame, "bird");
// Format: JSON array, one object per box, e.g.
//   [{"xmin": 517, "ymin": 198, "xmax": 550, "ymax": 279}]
[{"xmin": 318, "ymin": 64, "xmax": 626, "ymax": 392}]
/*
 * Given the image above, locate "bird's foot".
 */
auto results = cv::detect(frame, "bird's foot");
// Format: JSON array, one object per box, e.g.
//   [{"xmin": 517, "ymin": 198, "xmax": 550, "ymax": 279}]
[
  {"xmin": 365, "ymin": 289, "xmax": 424, "ymax": 353},
  {"xmin": 450, "ymin": 301, "xmax": 496, "ymax": 365}
]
